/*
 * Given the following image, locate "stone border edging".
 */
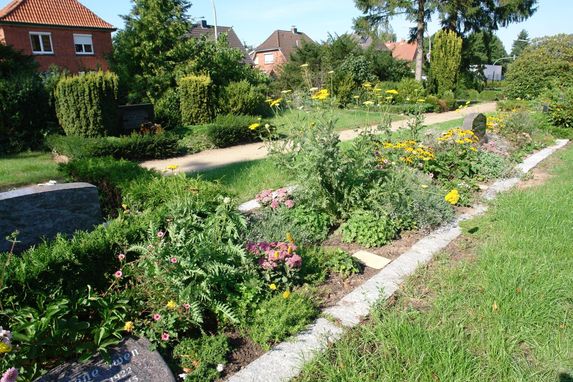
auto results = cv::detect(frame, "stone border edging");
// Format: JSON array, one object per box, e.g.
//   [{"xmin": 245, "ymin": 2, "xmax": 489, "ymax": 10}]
[{"xmin": 226, "ymin": 139, "xmax": 569, "ymax": 382}]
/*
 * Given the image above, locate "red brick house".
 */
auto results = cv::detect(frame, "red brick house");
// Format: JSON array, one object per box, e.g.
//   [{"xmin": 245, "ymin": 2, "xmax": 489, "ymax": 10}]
[
  {"xmin": 251, "ymin": 27, "xmax": 313, "ymax": 75},
  {"xmin": 0, "ymin": 0, "xmax": 115, "ymax": 73}
]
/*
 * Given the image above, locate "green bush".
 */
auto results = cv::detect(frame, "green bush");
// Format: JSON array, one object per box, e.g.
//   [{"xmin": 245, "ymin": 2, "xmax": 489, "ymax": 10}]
[
  {"xmin": 342, "ymin": 209, "xmax": 398, "ymax": 248},
  {"xmin": 467, "ymin": 89, "xmax": 479, "ymax": 101},
  {"xmin": 247, "ymin": 292, "xmax": 318, "ymax": 349},
  {"xmin": 47, "ymin": 132, "xmax": 182, "ymax": 161},
  {"xmin": 207, "ymin": 114, "xmax": 261, "ymax": 148},
  {"xmin": 179, "ymin": 74, "xmax": 215, "ymax": 125},
  {"xmin": 154, "ymin": 88, "xmax": 181, "ymax": 129},
  {"xmin": 542, "ymin": 85, "xmax": 573, "ymax": 128},
  {"xmin": 248, "ymin": 206, "xmax": 332, "ymax": 244},
  {"xmin": 301, "ymin": 248, "xmax": 362, "ymax": 281},
  {"xmin": 386, "ymin": 103, "xmax": 435, "ymax": 114},
  {"xmin": 478, "ymin": 90, "xmax": 501, "ymax": 101},
  {"xmin": 0, "ymin": 45, "xmax": 53, "ymax": 154},
  {"xmin": 55, "ymin": 71, "xmax": 119, "ymax": 137},
  {"xmin": 396, "ymin": 78, "xmax": 425, "ymax": 103},
  {"xmin": 497, "ymin": 99, "xmax": 529, "ymax": 112},
  {"xmin": 221, "ymin": 80, "xmax": 270, "ymax": 116},
  {"xmin": 505, "ymin": 34, "xmax": 573, "ymax": 99},
  {"xmin": 174, "ymin": 335, "xmax": 230, "ymax": 382}
]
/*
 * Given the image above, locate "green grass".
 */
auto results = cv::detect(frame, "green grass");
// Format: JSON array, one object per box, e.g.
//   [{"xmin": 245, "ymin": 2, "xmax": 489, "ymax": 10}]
[
  {"xmin": 193, "ymin": 158, "xmax": 295, "ymax": 202},
  {"xmin": 0, "ymin": 152, "xmax": 61, "ymax": 191},
  {"xmin": 296, "ymin": 145, "xmax": 573, "ymax": 381},
  {"xmin": 272, "ymin": 108, "xmax": 404, "ymax": 133}
]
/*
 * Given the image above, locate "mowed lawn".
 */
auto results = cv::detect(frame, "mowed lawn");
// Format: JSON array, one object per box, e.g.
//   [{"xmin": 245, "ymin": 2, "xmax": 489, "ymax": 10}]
[
  {"xmin": 295, "ymin": 145, "xmax": 573, "ymax": 381},
  {"xmin": 0, "ymin": 152, "xmax": 61, "ymax": 191}
]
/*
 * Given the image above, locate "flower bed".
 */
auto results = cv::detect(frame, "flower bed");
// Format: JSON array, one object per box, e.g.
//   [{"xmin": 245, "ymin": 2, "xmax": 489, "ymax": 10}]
[{"xmin": 0, "ymin": 93, "xmax": 558, "ymax": 381}]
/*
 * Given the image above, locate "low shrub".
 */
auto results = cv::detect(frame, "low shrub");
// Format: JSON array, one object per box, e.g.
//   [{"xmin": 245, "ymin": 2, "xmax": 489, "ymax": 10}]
[
  {"xmin": 173, "ymin": 335, "xmax": 230, "ymax": 382},
  {"xmin": 207, "ymin": 114, "xmax": 262, "ymax": 148},
  {"xmin": 55, "ymin": 71, "xmax": 119, "ymax": 137},
  {"xmin": 301, "ymin": 248, "xmax": 362, "ymax": 280},
  {"xmin": 221, "ymin": 80, "xmax": 270, "ymax": 116},
  {"xmin": 396, "ymin": 78, "xmax": 425, "ymax": 103},
  {"xmin": 179, "ymin": 75, "xmax": 215, "ymax": 125},
  {"xmin": 542, "ymin": 85, "xmax": 573, "ymax": 128},
  {"xmin": 154, "ymin": 88, "xmax": 181, "ymax": 129},
  {"xmin": 246, "ymin": 292, "xmax": 318, "ymax": 349},
  {"xmin": 497, "ymin": 99, "xmax": 529, "ymax": 112},
  {"xmin": 47, "ymin": 132, "xmax": 182, "ymax": 161},
  {"xmin": 386, "ymin": 103, "xmax": 435, "ymax": 114},
  {"xmin": 342, "ymin": 209, "xmax": 398, "ymax": 248},
  {"xmin": 478, "ymin": 90, "xmax": 501, "ymax": 101},
  {"xmin": 247, "ymin": 205, "xmax": 332, "ymax": 244}
]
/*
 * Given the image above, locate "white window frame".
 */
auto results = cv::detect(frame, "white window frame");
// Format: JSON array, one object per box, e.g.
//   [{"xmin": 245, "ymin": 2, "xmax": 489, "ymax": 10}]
[
  {"xmin": 74, "ymin": 34, "xmax": 94, "ymax": 55},
  {"xmin": 29, "ymin": 32, "xmax": 53, "ymax": 55},
  {"xmin": 264, "ymin": 53, "xmax": 274, "ymax": 64}
]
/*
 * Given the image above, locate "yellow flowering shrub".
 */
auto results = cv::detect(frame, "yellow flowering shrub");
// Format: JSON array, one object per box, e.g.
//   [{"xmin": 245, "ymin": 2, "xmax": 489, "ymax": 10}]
[{"xmin": 378, "ymin": 140, "xmax": 435, "ymax": 166}]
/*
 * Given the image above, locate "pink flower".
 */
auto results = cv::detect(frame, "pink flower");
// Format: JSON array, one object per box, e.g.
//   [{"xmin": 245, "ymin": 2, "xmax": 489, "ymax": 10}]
[
  {"xmin": 270, "ymin": 199, "xmax": 280, "ymax": 209},
  {"xmin": 1, "ymin": 368, "xmax": 18, "ymax": 382},
  {"xmin": 284, "ymin": 200, "xmax": 295, "ymax": 209},
  {"xmin": 286, "ymin": 254, "xmax": 302, "ymax": 268},
  {"xmin": 183, "ymin": 303, "xmax": 191, "ymax": 310},
  {"xmin": 114, "ymin": 270, "xmax": 123, "ymax": 278},
  {"xmin": 161, "ymin": 332, "xmax": 170, "ymax": 341},
  {"xmin": 157, "ymin": 231, "xmax": 165, "ymax": 238},
  {"xmin": 153, "ymin": 313, "xmax": 161, "ymax": 321},
  {"xmin": 260, "ymin": 260, "xmax": 277, "ymax": 270},
  {"xmin": 170, "ymin": 257, "xmax": 178, "ymax": 264},
  {"xmin": 118, "ymin": 253, "xmax": 126, "ymax": 261}
]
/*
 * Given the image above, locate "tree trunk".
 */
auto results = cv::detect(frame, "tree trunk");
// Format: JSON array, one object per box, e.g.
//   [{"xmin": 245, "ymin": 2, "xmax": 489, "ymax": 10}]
[{"xmin": 415, "ymin": 0, "xmax": 425, "ymax": 81}]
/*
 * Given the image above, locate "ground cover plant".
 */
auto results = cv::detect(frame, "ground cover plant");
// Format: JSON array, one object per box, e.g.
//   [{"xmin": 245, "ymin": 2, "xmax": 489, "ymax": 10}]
[{"xmin": 296, "ymin": 143, "xmax": 573, "ymax": 382}]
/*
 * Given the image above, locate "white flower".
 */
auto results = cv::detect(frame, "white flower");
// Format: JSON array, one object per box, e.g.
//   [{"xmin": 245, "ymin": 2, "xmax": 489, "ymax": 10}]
[
  {"xmin": 178, "ymin": 373, "xmax": 188, "ymax": 380},
  {"xmin": 216, "ymin": 364, "xmax": 225, "ymax": 372},
  {"xmin": 223, "ymin": 197, "xmax": 231, "ymax": 204}
]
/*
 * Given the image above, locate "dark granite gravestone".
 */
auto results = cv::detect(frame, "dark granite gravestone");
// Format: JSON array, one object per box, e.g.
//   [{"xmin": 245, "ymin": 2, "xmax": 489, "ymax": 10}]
[
  {"xmin": 0, "ymin": 183, "xmax": 102, "ymax": 253},
  {"xmin": 463, "ymin": 113, "xmax": 488, "ymax": 143},
  {"xmin": 36, "ymin": 337, "xmax": 176, "ymax": 382},
  {"xmin": 118, "ymin": 104, "xmax": 154, "ymax": 132}
]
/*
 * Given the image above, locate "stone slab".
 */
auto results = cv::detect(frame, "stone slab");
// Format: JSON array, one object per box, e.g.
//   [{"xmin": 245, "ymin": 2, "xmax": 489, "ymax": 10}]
[
  {"xmin": 0, "ymin": 182, "xmax": 102, "ymax": 253},
  {"xmin": 352, "ymin": 250, "xmax": 391, "ymax": 269},
  {"xmin": 36, "ymin": 337, "xmax": 176, "ymax": 382}
]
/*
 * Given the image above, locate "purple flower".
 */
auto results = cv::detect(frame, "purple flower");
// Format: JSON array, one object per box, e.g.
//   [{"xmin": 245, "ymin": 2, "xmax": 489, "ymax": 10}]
[
  {"xmin": 1, "ymin": 368, "xmax": 18, "ymax": 382},
  {"xmin": 284, "ymin": 200, "xmax": 295, "ymax": 209},
  {"xmin": 260, "ymin": 260, "xmax": 277, "ymax": 270},
  {"xmin": 270, "ymin": 199, "xmax": 280, "ymax": 209}
]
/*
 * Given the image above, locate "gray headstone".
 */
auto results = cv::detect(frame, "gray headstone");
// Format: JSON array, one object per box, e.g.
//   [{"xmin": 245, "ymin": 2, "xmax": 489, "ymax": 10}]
[
  {"xmin": 119, "ymin": 104, "xmax": 154, "ymax": 131},
  {"xmin": 36, "ymin": 337, "xmax": 176, "ymax": 382},
  {"xmin": 0, "ymin": 183, "xmax": 102, "ymax": 253},
  {"xmin": 463, "ymin": 113, "xmax": 488, "ymax": 143}
]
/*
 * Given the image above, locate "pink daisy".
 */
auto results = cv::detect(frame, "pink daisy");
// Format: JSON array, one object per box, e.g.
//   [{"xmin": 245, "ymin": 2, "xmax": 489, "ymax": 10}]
[
  {"xmin": 118, "ymin": 253, "xmax": 126, "ymax": 261},
  {"xmin": 157, "ymin": 231, "xmax": 165, "ymax": 238},
  {"xmin": 161, "ymin": 332, "xmax": 170, "ymax": 341},
  {"xmin": 114, "ymin": 270, "xmax": 123, "ymax": 278},
  {"xmin": 153, "ymin": 313, "xmax": 161, "ymax": 321},
  {"xmin": 170, "ymin": 257, "xmax": 178, "ymax": 264}
]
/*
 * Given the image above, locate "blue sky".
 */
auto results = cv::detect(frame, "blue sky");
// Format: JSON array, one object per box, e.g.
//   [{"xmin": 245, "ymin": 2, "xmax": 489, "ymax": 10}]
[{"xmin": 2, "ymin": 0, "xmax": 572, "ymax": 52}]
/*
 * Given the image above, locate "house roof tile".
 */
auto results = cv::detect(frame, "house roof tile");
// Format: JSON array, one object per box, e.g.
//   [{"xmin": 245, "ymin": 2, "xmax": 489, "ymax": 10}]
[
  {"xmin": 0, "ymin": 0, "xmax": 115, "ymax": 30},
  {"xmin": 254, "ymin": 29, "xmax": 314, "ymax": 59},
  {"xmin": 385, "ymin": 40, "xmax": 417, "ymax": 62}
]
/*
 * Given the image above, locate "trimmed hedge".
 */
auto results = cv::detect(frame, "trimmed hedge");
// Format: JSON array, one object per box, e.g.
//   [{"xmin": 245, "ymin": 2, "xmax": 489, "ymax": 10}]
[
  {"xmin": 221, "ymin": 80, "xmax": 270, "ymax": 116},
  {"xmin": 207, "ymin": 114, "xmax": 262, "ymax": 148},
  {"xmin": 179, "ymin": 74, "xmax": 214, "ymax": 125},
  {"xmin": 47, "ymin": 132, "xmax": 182, "ymax": 161},
  {"xmin": 55, "ymin": 71, "xmax": 119, "ymax": 137}
]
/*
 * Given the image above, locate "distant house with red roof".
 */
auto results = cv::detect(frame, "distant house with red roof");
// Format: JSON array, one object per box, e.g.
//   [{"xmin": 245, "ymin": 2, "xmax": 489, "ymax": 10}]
[
  {"xmin": 251, "ymin": 26, "xmax": 313, "ymax": 75},
  {"xmin": 385, "ymin": 40, "xmax": 418, "ymax": 62},
  {"xmin": 0, "ymin": 0, "xmax": 115, "ymax": 72},
  {"xmin": 187, "ymin": 20, "xmax": 253, "ymax": 64}
]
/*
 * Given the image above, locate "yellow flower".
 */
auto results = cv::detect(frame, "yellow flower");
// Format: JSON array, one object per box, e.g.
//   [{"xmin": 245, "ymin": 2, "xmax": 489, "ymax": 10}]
[
  {"xmin": 385, "ymin": 89, "xmax": 399, "ymax": 95},
  {"xmin": 0, "ymin": 342, "xmax": 11, "ymax": 354},
  {"xmin": 363, "ymin": 101, "xmax": 374, "ymax": 106},
  {"xmin": 311, "ymin": 89, "xmax": 330, "ymax": 101},
  {"xmin": 270, "ymin": 98, "xmax": 283, "ymax": 108},
  {"xmin": 166, "ymin": 300, "xmax": 178, "ymax": 310},
  {"xmin": 281, "ymin": 89, "xmax": 292, "ymax": 94},
  {"xmin": 362, "ymin": 82, "xmax": 372, "ymax": 89},
  {"xmin": 248, "ymin": 122, "xmax": 261, "ymax": 131},
  {"xmin": 286, "ymin": 232, "xmax": 295, "ymax": 243},
  {"xmin": 328, "ymin": 70, "xmax": 335, "ymax": 74},
  {"xmin": 421, "ymin": 184, "xmax": 429, "ymax": 189},
  {"xmin": 445, "ymin": 189, "xmax": 460, "ymax": 205},
  {"xmin": 166, "ymin": 164, "xmax": 178, "ymax": 171},
  {"xmin": 123, "ymin": 321, "xmax": 135, "ymax": 333},
  {"xmin": 300, "ymin": 63, "xmax": 309, "ymax": 68},
  {"xmin": 352, "ymin": 95, "xmax": 360, "ymax": 99},
  {"xmin": 417, "ymin": 98, "xmax": 426, "ymax": 103},
  {"xmin": 269, "ymin": 283, "xmax": 277, "ymax": 290},
  {"xmin": 274, "ymin": 251, "xmax": 280, "ymax": 259},
  {"xmin": 121, "ymin": 203, "xmax": 129, "ymax": 210},
  {"xmin": 282, "ymin": 290, "xmax": 291, "ymax": 299}
]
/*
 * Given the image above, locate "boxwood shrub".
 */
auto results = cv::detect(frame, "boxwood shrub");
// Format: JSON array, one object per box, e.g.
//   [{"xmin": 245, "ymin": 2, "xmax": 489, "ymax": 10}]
[
  {"xmin": 47, "ymin": 132, "xmax": 182, "ymax": 161},
  {"xmin": 207, "ymin": 114, "xmax": 261, "ymax": 148},
  {"xmin": 179, "ymin": 74, "xmax": 215, "ymax": 125}
]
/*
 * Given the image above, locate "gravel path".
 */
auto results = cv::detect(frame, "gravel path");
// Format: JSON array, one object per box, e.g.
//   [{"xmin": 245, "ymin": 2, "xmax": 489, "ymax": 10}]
[{"xmin": 141, "ymin": 102, "xmax": 497, "ymax": 173}]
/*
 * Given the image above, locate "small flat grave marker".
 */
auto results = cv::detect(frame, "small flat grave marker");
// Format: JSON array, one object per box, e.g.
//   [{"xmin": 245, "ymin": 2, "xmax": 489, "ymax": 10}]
[
  {"xmin": 36, "ymin": 337, "xmax": 176, "ymax": 382},
  {"xmin": 353, "ymin": 251, "xmax": 391, "ymax": 269},
  {"xmin": 463, "ymin": 113, "xmax": 488, "ymax": 143}
]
